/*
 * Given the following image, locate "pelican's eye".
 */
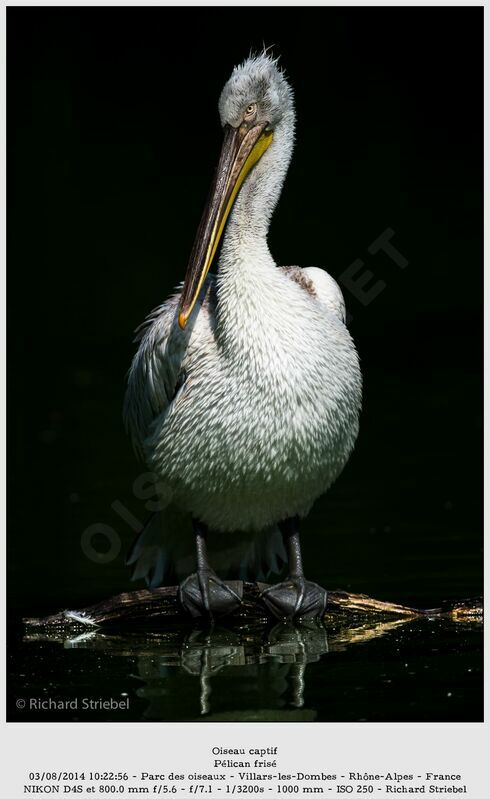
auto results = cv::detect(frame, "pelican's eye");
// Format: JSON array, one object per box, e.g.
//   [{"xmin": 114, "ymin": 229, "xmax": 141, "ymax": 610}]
[{"xmin": 244, "ymin": 103, "xmax": 257, "ymax": 120}]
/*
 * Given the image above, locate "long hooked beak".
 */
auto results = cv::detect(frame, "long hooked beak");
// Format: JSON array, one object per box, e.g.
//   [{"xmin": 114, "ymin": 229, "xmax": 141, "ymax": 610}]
[{"xmin": 178, "ymin": 121, "xmax": 273, "ymax": 329}]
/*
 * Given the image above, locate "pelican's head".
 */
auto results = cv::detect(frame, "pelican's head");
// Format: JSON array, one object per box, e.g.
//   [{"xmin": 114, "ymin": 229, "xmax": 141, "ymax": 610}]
[
  {"xmin": 178, "ymin": 53, "xmax": 294, "ymax": 329},
  {"xmin": 218, "ymin": 52, "xmax": 294, "ymax": 132}
]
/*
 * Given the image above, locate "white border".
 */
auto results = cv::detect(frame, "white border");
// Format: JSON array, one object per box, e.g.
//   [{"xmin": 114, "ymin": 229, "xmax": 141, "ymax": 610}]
[{"xmin": 1, "ymin": 0, "xmax": 487, "ymax": 795}]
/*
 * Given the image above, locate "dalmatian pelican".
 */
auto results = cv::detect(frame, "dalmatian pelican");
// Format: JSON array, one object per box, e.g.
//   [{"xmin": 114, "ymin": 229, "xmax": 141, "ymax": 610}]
[{"xmin": 123, "ymin": 52, "xmax": 362, "ymax": 620}]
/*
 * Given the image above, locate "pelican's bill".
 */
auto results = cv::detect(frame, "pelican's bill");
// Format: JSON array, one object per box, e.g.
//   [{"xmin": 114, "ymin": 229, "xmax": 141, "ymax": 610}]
[{"xmin": 178, "ymin": 122, "xmax": 273, "ymax": 329}]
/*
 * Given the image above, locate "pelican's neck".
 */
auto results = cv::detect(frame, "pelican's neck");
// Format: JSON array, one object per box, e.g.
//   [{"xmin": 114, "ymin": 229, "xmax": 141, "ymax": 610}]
[
  {"xmin": 216, "ymin": 113, "xmax": 295, "ymax": 345},
  {"xmin": 223, "ymin": 115, "xmax": 293, "ymax": 256}
]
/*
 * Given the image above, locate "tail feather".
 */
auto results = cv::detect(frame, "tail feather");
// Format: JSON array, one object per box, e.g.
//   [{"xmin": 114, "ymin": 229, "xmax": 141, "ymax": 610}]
[
  {"xmin": 126, "ymin": 507, "xmax": 190, "ymax": 588},
  {"xmin": 236, "ymin": 526, "xmax": 287, "ymax": 582},
  {"xmin": 127, "ymin": 509, "xmax": 288, "ymax": 588}
]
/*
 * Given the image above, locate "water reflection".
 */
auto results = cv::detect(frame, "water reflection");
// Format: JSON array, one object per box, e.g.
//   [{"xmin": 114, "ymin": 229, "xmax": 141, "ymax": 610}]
[
  {"xmin": 136, "ymin": 624, "xmax": 328, "ymax": 717},
  {"xmin": 23, "ymin": 616, "xmax": 413, "ymax": 719}
]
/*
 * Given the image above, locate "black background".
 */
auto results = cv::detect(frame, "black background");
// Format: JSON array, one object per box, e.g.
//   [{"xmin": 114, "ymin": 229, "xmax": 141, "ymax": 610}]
[{"xmin": 8, "ymin": 6, "xmax": 482, "ymax": 615}]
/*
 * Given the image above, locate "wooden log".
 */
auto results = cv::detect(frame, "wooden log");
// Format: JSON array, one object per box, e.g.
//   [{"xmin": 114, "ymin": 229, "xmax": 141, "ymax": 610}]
[{"xmin": 23, "ymin": 582, "xmax": 483, "ymax": 630}]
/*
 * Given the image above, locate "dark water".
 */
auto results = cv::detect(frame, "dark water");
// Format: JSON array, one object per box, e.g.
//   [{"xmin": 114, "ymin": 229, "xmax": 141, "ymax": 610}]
[{"xmin": 9, "ymin": 614, "xmax": 482, "ymax": 722}]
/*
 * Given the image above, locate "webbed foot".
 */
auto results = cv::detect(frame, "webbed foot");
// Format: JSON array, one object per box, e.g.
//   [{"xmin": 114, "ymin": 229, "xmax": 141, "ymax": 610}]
[
  {"xmin": 259, "ymin": 577, "xmax": 327, "ymax": 621},
  {"xmin": 179, "ymin": 570, "xmax": 243, "ymax": 619}
]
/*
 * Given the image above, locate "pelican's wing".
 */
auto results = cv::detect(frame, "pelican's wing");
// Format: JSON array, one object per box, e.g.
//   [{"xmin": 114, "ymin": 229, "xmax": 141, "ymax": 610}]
[
  {"xmin": 123, "ymin": 291, "xmax": 185, "ymax": 459},
  {"xmin": 280, "ymin": 265, "xmax": 346, "ymax": 323}
]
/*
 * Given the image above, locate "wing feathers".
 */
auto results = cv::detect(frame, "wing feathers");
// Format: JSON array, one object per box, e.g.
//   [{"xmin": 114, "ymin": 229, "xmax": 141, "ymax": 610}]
[{"xmin": 123, "ymin": 292, "xmax": 185, "ymax": 458}]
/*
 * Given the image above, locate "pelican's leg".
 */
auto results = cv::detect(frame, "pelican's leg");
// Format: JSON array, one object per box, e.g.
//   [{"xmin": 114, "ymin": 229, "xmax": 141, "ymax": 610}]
[
  {"xmin": 178, "ymin": 520, "xmax": 242, "ymax": 619},
  {"xmin": 260, "ymin": 517, "xmax": 327, "ymax": 621}
]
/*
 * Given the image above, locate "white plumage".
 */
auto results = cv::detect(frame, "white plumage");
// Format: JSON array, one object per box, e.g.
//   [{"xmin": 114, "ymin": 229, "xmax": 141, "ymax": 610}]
[{"xmin": 123, "ymin": 53, "xmax": 361, "ymax": 588}]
